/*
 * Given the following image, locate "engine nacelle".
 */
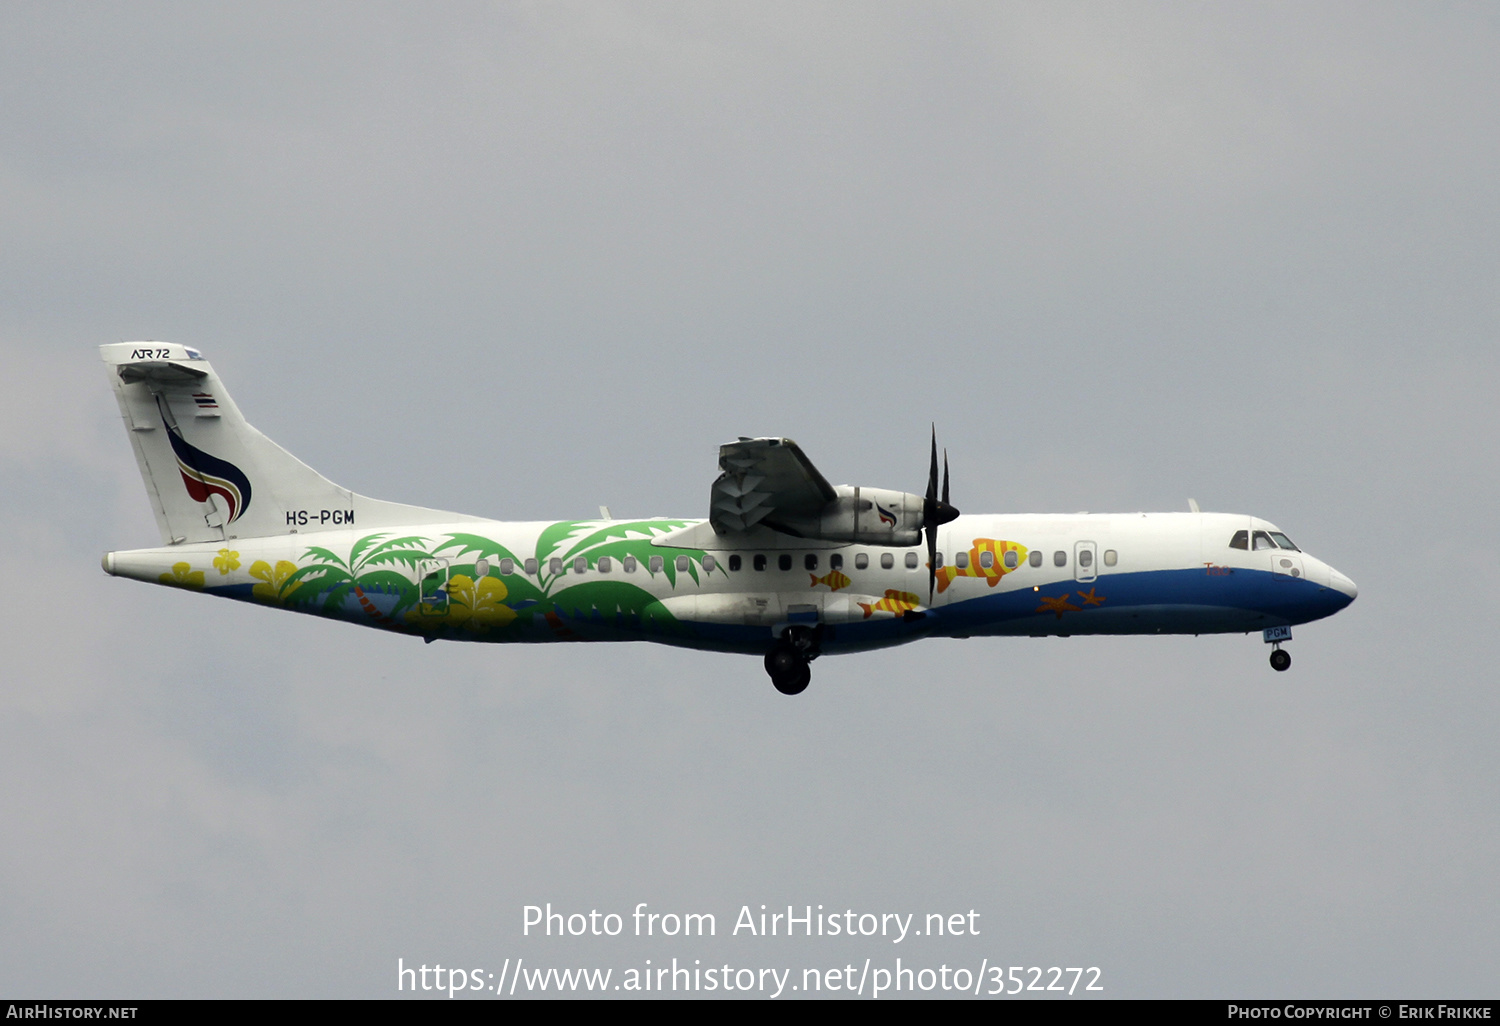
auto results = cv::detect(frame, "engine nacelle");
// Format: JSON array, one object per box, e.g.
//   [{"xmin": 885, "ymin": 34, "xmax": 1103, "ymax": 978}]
[{"xmin": 766, "ymin": 485, "xmax": 924, "ymax": 546}]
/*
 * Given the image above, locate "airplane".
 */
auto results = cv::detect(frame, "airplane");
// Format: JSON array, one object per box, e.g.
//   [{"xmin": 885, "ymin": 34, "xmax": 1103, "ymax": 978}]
[{"xmin": 99, "ymin": 342, "xmax": 1357, "ymax": 695}]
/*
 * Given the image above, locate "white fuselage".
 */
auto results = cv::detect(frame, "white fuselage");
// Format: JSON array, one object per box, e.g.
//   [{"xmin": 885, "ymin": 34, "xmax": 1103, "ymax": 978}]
[{"xmin": 104, "ymin": 511, "xmax": 1357, "ymax": 656}]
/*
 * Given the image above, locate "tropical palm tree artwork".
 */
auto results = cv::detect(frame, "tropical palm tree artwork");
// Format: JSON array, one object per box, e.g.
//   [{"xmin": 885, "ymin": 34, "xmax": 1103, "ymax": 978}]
[{"xmin": 265, "ymin": 520, "xmax": 715, "ymax": 640}]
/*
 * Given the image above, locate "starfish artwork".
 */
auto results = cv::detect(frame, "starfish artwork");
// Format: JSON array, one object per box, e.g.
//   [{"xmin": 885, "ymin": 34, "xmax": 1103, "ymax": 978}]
[{"xmin": 1036, "ymin": 593, "xmax": 1082, "ymax": 619}]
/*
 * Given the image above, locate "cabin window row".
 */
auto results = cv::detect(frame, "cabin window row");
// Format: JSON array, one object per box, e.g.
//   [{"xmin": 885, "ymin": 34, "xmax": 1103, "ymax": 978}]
[
  {"xmin": 724, "ymin": 552, "xmax": 926, "ymax": 572},
  {"xmin": 483, "ymin": 547, "xmax": 1119, "ymax": 577},
  {"xmin": 931, "ymin": 549, "xmax": 1118, "ymax": 569},
  {"xmin": 484, "ymin": 554, "xmax": 709, "ymax": 576}
]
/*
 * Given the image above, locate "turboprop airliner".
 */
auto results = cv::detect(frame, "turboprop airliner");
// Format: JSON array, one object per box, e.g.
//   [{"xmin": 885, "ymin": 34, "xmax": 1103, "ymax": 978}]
[{"xmin": 99, "ymin": 342, "xmax": 1357, "ymax": 695}]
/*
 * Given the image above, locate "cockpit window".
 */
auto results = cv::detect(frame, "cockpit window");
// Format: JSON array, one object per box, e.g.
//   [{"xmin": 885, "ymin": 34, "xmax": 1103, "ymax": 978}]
[
  {"xmin": 1268, "ymin": 532, "xmax": 1299, "ymax": 551},
  {"xmin": 1252, "ymin": 531, "xmax": 1276, "ymax": 550},
  {"xmin": 1229, "ymin": 530, "xmax": 1249, "ymax": 550}
]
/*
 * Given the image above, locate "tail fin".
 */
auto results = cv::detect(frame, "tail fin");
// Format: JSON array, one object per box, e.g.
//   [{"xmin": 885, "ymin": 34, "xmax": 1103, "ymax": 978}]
[{"xmin": 101, "ymin": 342, "xmax": 478, "ymax": 545}]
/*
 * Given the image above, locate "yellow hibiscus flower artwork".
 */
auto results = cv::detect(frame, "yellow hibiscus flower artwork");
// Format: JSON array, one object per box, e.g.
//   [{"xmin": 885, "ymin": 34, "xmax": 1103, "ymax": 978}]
[
  {"xmin": 448, "ymin": 574, "xmax": 517, "ymax": 631},
  {"xmin": 158, "ymin": 562, "xmax": 205, "ymax": 589},
  {"xmin": 249, "ymin": 559, "xmax": 301, "ymax": 604},
  {"xmin": 213, "ymin": 548, "xmax": 240, "ymax": 574},
  {"xmin": 407, "ymin": 574, "xmax": 516, "ymax": 632}
]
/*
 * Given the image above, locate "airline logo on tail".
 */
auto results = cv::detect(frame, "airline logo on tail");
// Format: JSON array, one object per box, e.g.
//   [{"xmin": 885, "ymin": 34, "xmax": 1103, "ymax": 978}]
[{"xmin": 160, "ymin": 410, "xmax": 252, "ymax": 522}]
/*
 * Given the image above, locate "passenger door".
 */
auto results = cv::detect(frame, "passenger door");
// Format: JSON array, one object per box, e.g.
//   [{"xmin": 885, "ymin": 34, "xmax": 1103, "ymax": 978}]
[
  {"xmin": 417, "ymin": 558, "xmax": 450, "ymax": 611},
  {"xmin": 1074, "ymin": 540, "xmax": 1098, "ymax": 584}
]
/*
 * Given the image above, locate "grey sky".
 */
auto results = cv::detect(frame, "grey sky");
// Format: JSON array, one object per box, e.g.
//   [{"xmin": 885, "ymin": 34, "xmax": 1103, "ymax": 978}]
[{"xmin": 1, "ymin": 1, "xmax": 1496, "ymax": 997}]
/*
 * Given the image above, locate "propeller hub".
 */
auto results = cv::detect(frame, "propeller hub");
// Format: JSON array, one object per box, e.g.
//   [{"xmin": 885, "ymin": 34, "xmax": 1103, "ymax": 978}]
[{"xmin": 926, "ymin": 500, "xmax": 960, "ymax": 526}]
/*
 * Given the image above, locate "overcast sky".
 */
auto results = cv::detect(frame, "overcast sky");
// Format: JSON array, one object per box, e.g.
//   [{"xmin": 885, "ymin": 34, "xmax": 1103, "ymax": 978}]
[{"xmin": 2, "ymin": 1, "xmax": 1497, "ymax": 999}]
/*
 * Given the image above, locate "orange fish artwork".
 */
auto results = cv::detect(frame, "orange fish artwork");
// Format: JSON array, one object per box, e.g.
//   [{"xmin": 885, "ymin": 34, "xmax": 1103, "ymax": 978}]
[
  {"xmin": 935, "ymin": 539, "xmax": 1029, "ymax": 593},
  {"xmin": 858, "ymin": 590, "xmax": 923, "ymax": 619},
  {"xmin": 810, "ymin": 569, "xmax": 852, "ymax": 591}
]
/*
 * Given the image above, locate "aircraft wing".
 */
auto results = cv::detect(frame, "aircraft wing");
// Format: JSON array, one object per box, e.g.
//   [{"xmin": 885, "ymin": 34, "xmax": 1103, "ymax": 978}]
[{"xmin": 710, "ymin": 437, "xmax": 837, "ymax": 533}]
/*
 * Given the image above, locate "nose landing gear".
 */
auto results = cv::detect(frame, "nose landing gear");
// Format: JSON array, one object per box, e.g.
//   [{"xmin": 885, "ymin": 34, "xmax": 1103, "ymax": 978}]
[
  {"xmin": 1262, "ymin": 626, "xmax": 1293, "ymax": 672},
  {"xmin": 765, "ymin": 624, "xmax": 822, "ymax": 695}
]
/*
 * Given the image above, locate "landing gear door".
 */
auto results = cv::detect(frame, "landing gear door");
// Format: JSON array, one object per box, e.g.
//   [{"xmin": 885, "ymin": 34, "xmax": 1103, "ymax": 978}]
[{"xmin": 1074, "ymin": 540, "xmax": 1097, "ymax": 583}]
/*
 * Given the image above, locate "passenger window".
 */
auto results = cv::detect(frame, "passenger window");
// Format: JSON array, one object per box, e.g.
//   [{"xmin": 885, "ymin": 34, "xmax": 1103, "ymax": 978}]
[
  {"xmin": 597, "ymin": 556, "xmax": 611, "ymax": 573},
  {"xmin": 1103, "ymin": 549, "xmax": 1117, "ymax": 567},
  {"xmin": 880, "ymin": 553, "xmax": 894, "ymax": 570},
  {"xmin": 1229, "ymin": 530, "xmax": 1249, "ymax": 550},
  {"xmin": 675, "ymin": 555, "xmax": 690, "ymax": 572},
  {"xmin": 754, "ymin": 554, "xmax": 767, "ymax": 571},
  {"xmin": 573, "ymin": 556, "xmax": 588, "ymax": 574},
  {"xmin": 702, "ymin": 554, "xmax": 716, "ymax": 572},
  {"xmin": 549, "ymin": 557, "xmax": 563, "ymax": 575},
  {"xmin": 1268, "ymin": 532, "xmax": 1299, "ymax": 551},
  {"xmin": 934, "ymin": 552, "xmax": 944, "ymax": 569},
  {"xmin": 1252, "ymin": 531, "xmax": 1275, "ymax": 551},
  {"xmin": 855, "ymin": 553, "xmax": 869, "ymax": 570},
  {"xmin": 525, "ymin": 558, "xmax": 539, "ymax": 575},
  {"xmin": 979, "ymin": 551, "xmax": 994, "ymax": 569},
  {"xmin": 623, "ymin": 555, "xmax": 637, "ymax": 573},
  {"xmin": 778, "ymin": 554, "xmax": 792, "ymax": 571},
  {"xmin": 729, "ymin": 555, "xmax": 742, "ymax": 572},
  {"xmin": 830, "ymin": 553, "xmax": 843, "ymax": 571},
  {"xmin": 1028, "ymin": 551, "xmax": 1042, "ymax": 568},
  {"xmin": 905, "ymin": 552, "xmax": 919, "ymax": 569},
  {"xmin": 649, "ymin": 555, "xmax": 664, "ymax": 573},
  {"xmin": 1003, "ymin": 550, "xmax": 1017, "ymax": 569},
  {"xmin": 805, "ymin": 554, "xmax": 818, "ymax": 571},
  {"xmin": 1054, "ymin": 550, "xmax": 1067, "ymax": 567},
  {"xmin": 956, "ymin": 552, "xmax": 969, "ymax": 569},
  {"xmin": 499, "ymin": 557, "xmax": 515, "ymax": 575},
  {"xmin": 1079, "ymin": 549, "xmax": 1093, "ymax": 568}
]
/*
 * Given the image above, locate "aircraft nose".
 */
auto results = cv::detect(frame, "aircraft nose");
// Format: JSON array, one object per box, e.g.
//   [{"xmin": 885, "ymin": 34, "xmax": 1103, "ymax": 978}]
[{"xmin": 1329, "ymin": 568, "xmax": 1358, "ymax": 603}]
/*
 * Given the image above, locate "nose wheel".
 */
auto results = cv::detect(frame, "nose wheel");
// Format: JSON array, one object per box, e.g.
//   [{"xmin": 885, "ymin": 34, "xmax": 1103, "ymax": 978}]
[{"xmin": 1269, "ymin": 646, "xmax": 1291, "ymax": 672}]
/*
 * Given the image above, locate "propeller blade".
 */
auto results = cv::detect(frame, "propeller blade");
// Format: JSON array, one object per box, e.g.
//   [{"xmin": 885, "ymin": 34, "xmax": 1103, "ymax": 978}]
[
  {"xmin": 926, "ymin": 427, "xmax": 939, "ymax": 602},
  {"xmin": 923, "ymin": 427, "xmax": 960, "ymax": 602},
  {"xmin": 927, "ymin": 426, "xmax": 939, "ymax": 504},
  {"xmin": 927, "ymin": 518, "xmax": 938, "ymax": 603}
]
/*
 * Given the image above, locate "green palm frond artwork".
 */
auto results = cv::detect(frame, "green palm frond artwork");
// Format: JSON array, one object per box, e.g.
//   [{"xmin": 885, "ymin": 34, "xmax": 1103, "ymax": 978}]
[{"xmin": 280, "ymin": 521, "xmax": 720, "ymax": 639}]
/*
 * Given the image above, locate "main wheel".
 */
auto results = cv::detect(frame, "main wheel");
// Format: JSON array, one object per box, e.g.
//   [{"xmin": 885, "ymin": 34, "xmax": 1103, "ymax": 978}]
[
  {"xmin": 772, "ymin": 663, "xmax": 811, "ymax": 695},
  {"xmin": 1270, "ymin": 649, "xmax": 1291, "ymax": 672},
  {"xmin": 765, "ymin": 645, "xmax": 811, "ymax": 695}
]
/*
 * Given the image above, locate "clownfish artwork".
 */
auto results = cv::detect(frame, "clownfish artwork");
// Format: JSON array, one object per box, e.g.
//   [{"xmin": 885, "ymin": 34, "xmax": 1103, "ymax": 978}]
[
  {"xmin": 810, "ymin": 569, "xmax": 852, "ymax": 592},
  {"xmin": 935, "ymin": 539, "xmax": 1028, "ymax": 594},
  {"xmin": 857, "ymin": 590, "xmax": 924, "ymax": 619}
]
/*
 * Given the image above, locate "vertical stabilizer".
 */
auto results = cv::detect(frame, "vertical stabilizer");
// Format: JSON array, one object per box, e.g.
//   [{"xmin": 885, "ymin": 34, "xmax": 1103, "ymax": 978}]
[{"xmin": 101, "ymin": 342, "xmax": 476, "ymax": 544}]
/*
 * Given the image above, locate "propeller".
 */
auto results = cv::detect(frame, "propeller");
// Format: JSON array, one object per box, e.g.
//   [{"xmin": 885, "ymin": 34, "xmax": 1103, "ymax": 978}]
[{"xmin": 924, "ymin": 425, "xmax": 961, "ymax": 602}]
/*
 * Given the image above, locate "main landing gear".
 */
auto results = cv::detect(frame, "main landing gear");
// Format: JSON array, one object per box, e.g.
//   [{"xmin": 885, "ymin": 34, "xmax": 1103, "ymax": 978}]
[
  {"xmin": 765, "ymin": 625, "xmax": 822, "ymax": 695},
  {"xmin": 1269, "ymin": 646, "xmax": 1291, "ymax": 672}
]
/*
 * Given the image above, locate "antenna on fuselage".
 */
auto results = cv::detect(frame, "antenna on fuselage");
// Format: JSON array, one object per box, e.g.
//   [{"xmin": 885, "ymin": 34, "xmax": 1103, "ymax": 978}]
[{"xmin": 1188, "ymin": 498, "xmax": 1201, "ymax": 513}]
